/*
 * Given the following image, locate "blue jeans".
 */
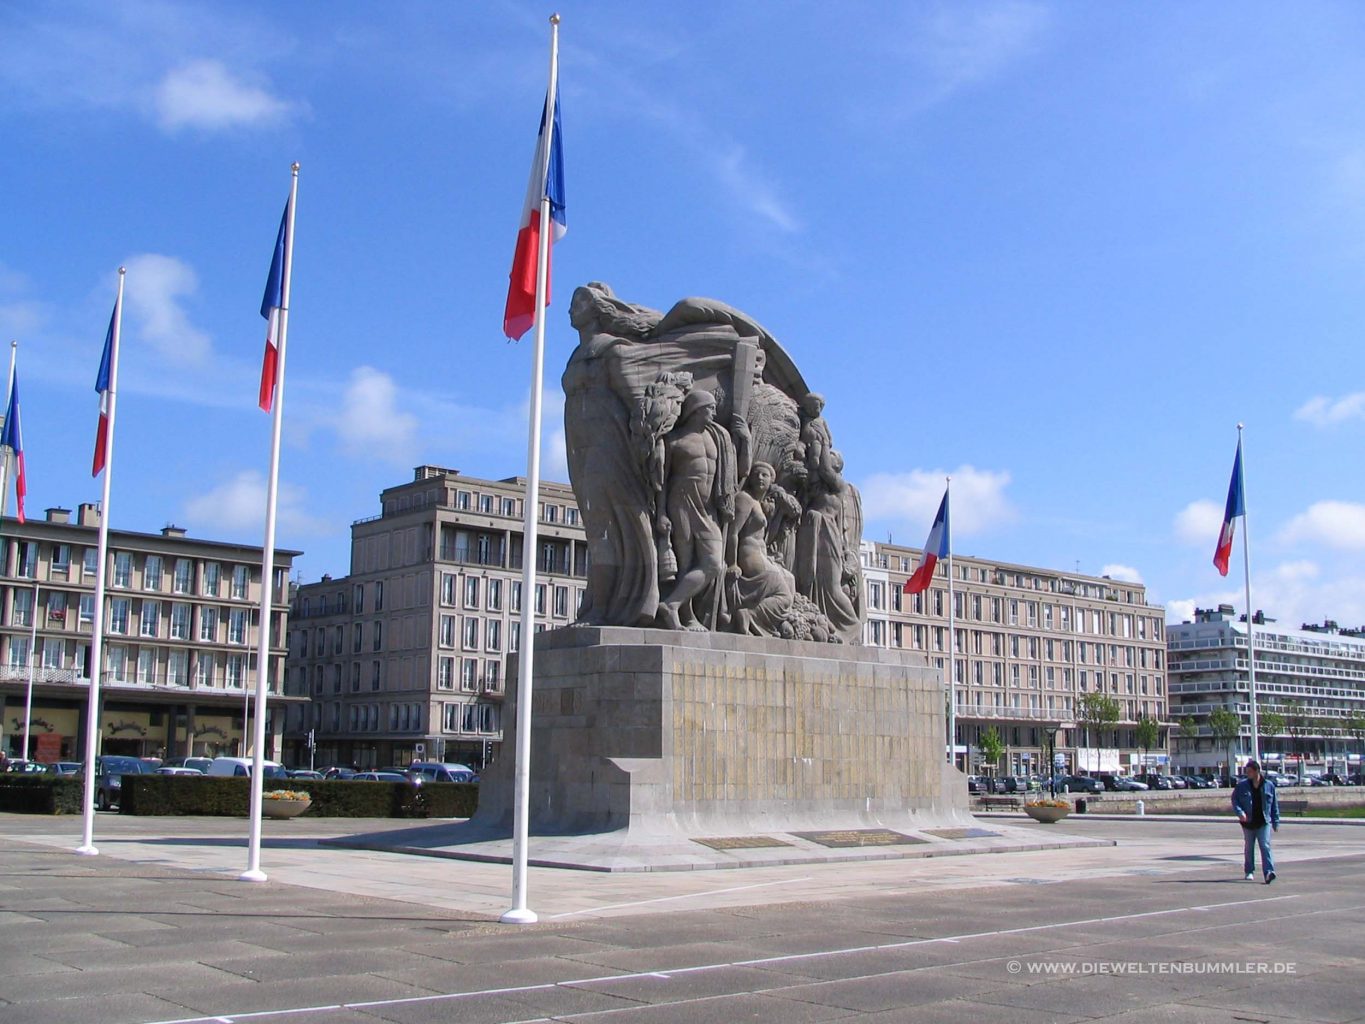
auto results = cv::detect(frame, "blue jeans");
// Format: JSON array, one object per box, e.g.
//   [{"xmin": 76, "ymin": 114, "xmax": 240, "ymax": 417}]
[{"xmin": 1242, "ymin": 824, "xmax": 1275, "ymax": 877}]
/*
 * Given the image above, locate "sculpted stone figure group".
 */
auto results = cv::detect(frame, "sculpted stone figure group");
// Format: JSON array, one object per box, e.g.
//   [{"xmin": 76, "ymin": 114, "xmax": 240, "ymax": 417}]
[{"xmin": 563, "ymin": 282, "xmax": 866, "ymax": 644}]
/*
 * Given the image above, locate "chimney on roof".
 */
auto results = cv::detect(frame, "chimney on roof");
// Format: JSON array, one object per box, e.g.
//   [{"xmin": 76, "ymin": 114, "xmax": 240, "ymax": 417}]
[
  {"xmin": 161, "ymin": 524, "xmax": 187, "ymax": 538},
  {"xmin": 45, "ymin": 507, "xmax": 71, "ymax": 524},
  {"xmin": 77, "ymin": 503, "xmax": 101, "ymax": 527}
]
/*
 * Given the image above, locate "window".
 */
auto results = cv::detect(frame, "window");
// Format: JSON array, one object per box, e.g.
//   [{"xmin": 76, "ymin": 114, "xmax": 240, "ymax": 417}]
[
  {"xmin": 478, "ymin": 494, "xmax": 493, "ymax": 513},
  {"xmin": 501, "ymin": 497, "xmax": 516, "ymax": 517},
  {"xmin": 440, "ymin": 573, "xmax": 457, "ymax": 607},
  {"xmin": 372, "ymin": 621, "xmax": 383, "ymax": 652},
  {"xmin": 11, "ymin": 588, "xmax": 33, "ymax": 627},
  {"xmin": 457, "ymin": 490, "xmax": 471, "ymax": 510},
  {"xmin": 566, "ymin": 507, "xmax": 579, "ymax": 526},
  {"xmin": 226, "ymin": 654, "xmax": 245, "ymax": 689},
  {"xmin": 107, "ymin": 645, "xmax": 129, "ymax": 682},
  {"xmin": 109, "ymin": 598, "xmax": 131, "ymax": 635},
  {"xmin": 232, "ymin": 565, "xmax": 249, "ymax": 599},
  {"xmin": 353, "ymin": 583, "xmax": 364, "ymax": 613},
  {"xmin": 511, "ymin": 581, "xmax": 522, "ymax": 612},
  {"xmin": 439, "ymin": 615, "xmax": 456, "ymax": 648},
  {"xmin": 16, "ymin": 541, "xmax": 37, "ymax": 578},
  {"xmin": 143, "ymin": 555, "xmax": 162, "ymax": 590},
  {"xmin": 438, "ymin": 656, "xmax": 455, "ymax": 690},
  {"xmin": 173, "ymin": 558, "xmax": 193, "ymax": 594},
  {"xmin": 333, "ymin": 624, "xmax": 343, "ymax": 654},
  {"xmin": 229, "ymin": 609, "xmax": 249, "ymax": 645},
  {"xmin": 137, "ymin": 649, "xmax": 156, "ymax": 684},
  {"xmin": 463, "ymin": 576, "xmax": 480, "ymax": 608},
  {"xmin": 484, "ymin": 661, "xmax": 501, "ymax": 692},
  {"xmin": 47, "ymin": 591, "xmax": 68, "ymax": 627},
  {"xmin": 83, "ymin": 547, "xmax": 99, "ymax": 577},
  {"xmin": 199, "ymin": 607, "xmax": 218, "ymax": 642},
  {"xmin": 167, "ymin": 650, "xmax": 188, "ymax": 686},
  {"xmin": 487, "ymin": 578, "xmax": 502, "ymax": 611},
  {"xmin": 486, "ymin": 619, "xmax": 502, "ymax": 652},
  {"xmin": 374, "ymin": 582, "xmax": 384, "ymax": 611},
  {"xmin": 113, "ymin": 552, "xmax": 132, "ymax": 588},
  {"xmin": 353, "ymin": 623, "xmax": 363, "ymax": 653},
  {"xmin": 195, "ymin": 653, "xmax": 215, "ymax": 687},
  {"xmin": 140, "ymin": 600, "xmax": 160, "ymax": 637},
  {"xmin": 510, "ymin": 620, "xmax": 521, "ymax": 653},
  {"xmin": 543, "ymin": 503, "xmax": 558, "ymax": 523},
  {"xmin": 371, "ymin": 661, "xmax": 381, "ymax": 691},
  {"xmin": 6, "ymin": 636, "xmax": 27, "ymax": 669},
  {"xmin": 553, "ymin": 586, "xmax": 568, "ymax": 618},
  {"xmin": 461, "ymin": 659, "xmax": 478, "ymax": 691},
  {"xmin": 462, "ymin": 617, "xmax": 480, "ymax": 650},
  {"xmin": 52, "ymin": 544, "xmax": 71, "ymax": 575},
  {"xmin": 202, "ymin": 562, "xmax": 221, "ymax": 597},
  {"xmin": 535, "ymin": 584, "xmax": 546, "ymax": 616},
  {"xmin": 170, "ymin": 603, "xmax": 191, "ymax": 639}
]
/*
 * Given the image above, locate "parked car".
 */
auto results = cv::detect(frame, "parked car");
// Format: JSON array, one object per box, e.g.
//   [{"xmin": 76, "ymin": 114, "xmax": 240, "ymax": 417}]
[
  {"xmin": 205, "ymin": 756, "xmax": 289, "ymax": 779},
  {"xmin": 43, "ymin": 761, "xmax": 83, "ymax": 776},
  {"xmin": 350, "ymin": 771, "xmax": 412, "ymax": 782},
  {"xmin": 289, "ymin": 769, "xmax": 324, "ymax": 780},
  {"xmin": 1138, "ymin": 773, "xmax": 1174, "ymax": 790},
  {"xmin": 1182, "ymin": 775, "xmax": 1212, "ymax": 790},
  {"xmin": 1098, "ymin": 774, "xmax": 1147, "ymax": 792},
  {"xmin": 155, "ymin": 766, "xmax": 204, "ymax": 776},
  {"xmin": 5, "ymin": 759, "xmax": 47, "ymax": 774},
  {"xmin": 92, "ymin": 755, "xmax": 151, "ymax": 810},
  {"xmin": 1321, "ymin": 772, "xmax": 1350, "ymax": 786},
  {"xmin": 1058, "ymin": 775, "xmax": 1103, "ymax": 794},
  {"xmin": 410, "ymin": 761, "xmax": 477, "ymax": 783},
  {"xmin": 162, "ymin": 756, "xmax": 214, "ymax": 774},
  {"xmin": 322, "ymin": 766, "xmax": 356, "ymax": 780}
]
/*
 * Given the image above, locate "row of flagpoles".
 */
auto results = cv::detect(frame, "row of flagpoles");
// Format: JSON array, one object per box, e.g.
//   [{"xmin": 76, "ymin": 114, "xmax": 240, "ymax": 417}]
[{"xmin": 0, "ymin": 11, "xmax": 1262, "ymax": 914}]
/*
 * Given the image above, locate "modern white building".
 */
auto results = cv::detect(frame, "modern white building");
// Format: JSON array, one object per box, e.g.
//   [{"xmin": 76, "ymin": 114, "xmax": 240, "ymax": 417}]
[{"xmin": 1167, "ymin": 605, "xmax": 1365, "ymax": 778}]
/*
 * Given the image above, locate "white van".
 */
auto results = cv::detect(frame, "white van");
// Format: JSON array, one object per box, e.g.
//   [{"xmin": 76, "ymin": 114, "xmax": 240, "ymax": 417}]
[{"xmin": 206, "ymin": 756, "xmax": 289, "ymax": 779}]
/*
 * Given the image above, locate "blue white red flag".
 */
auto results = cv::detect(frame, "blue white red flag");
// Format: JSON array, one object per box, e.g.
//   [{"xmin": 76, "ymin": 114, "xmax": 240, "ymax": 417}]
[
  {"xmin": 1, "ymin": 372, "xmax": 26, "ymax": 523},
  {"xmin": 92, "ymin": 301, "xmax": 117, "ymax": 477},
  {"xmin": 904, "ymin": 489, "xmax": 950, "ymax": 595},
  {"xmin": 1213, "ymin": 440, "xmax": 1245, "ymax": 577},
  {"xmin": 259, "ymin": 203, "xmax": 288, "ymax": 411},
  {"xmin": 503, "ymin": 87, "xmax": 566, "ymax": 341}
]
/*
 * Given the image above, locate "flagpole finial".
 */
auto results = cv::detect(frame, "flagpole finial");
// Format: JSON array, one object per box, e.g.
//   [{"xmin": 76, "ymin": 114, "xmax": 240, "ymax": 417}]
[
  {"xmin": 118, "ymin": 267, "xmax": 126, "ymax": 276},
  {"xmin": 292, "ymin": 162, "xmax": 300, "ymax": 173},
  {"xmin": 1237, "ymin": 422, "xmax": 1244, "ymax": 431},
  {"xmin": 550, "ymin": 12, "xmax": 560, "ymax": 24}
]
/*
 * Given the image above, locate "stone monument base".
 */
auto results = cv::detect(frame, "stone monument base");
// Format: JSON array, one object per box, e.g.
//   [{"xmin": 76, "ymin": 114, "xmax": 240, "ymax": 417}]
[{"xmin": 471, "ymin": 626, "xmax": 972, "ymax": 840}]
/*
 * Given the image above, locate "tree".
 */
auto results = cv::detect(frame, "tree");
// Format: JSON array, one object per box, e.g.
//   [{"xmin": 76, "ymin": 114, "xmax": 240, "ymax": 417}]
[
  {"xmin": 1076, "ymin": 692, "xmax": 1121, "ymax": 774},
  {"xmin": 1257, "ymin": 709, "xmax": 1284, "ymax": 762},
  {"xmin": 1177, "ymin": 716, "xmax": 1199, "ymax": 769},
  {"xmin": 1347, "ymin": 711, "xmax": 1365, "ymax": 768},
  {"xmin": 1283, "ymin": 699, "xmax": 1309, "ymax": 772},
  {"xmin": 1135, "ymin": 715, "xmax": 1160, "ymax": 773},
  {"xmin": 1208, "ymin": 707, "xmax": 1243, "ymax": 781},
  {"xmin": 978, "ymin": 726, "xmax": 1004, "ymax": 779}
]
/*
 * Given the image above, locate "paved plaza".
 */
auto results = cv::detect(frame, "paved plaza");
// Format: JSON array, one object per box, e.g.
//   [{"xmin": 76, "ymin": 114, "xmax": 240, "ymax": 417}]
[{"xmin": 1, "ymin": 812, "xmax": 1362, "ymax": 1023}]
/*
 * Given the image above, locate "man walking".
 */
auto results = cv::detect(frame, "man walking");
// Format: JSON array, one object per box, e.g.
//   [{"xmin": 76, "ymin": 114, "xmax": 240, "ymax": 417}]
[{"xmin": 1232, "ymin": 759, "xmax": 1280, "ymax": 883}]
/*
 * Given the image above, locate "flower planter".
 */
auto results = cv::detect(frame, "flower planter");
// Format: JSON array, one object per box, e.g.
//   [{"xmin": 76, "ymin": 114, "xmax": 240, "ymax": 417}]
[
  {"xmin": 1024, "ymin": 803, "xmax": 1070, "ymax": 824},
  {"xmin": 261, "ymin": 797, "xmax": 311, "ymax": 819}
]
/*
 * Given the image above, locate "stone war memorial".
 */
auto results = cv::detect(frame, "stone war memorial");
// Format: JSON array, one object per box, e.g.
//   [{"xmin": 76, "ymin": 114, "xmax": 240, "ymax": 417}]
[{"xmin": 466, "ymin": 282, "xmax": 980, "ymax": 867}]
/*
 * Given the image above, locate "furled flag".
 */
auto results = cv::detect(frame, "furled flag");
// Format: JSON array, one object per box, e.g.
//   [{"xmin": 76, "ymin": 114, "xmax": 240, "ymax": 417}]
[
  {"xmin": 1, "ymin": 373, "xmax": 26, "ymax": 523},
  {"xmin": 503, "ymin": 88, "xmax": 567, "ymax": 341},
  {"xmin": 92, "ymin": 301, "xmax": 116, "ymax": 476},
  {"xmin": 259, "ymin": 204, "xmax": 288, "ymax": 411},
  {"xmin": 1213, "ymin": 440, "xmax": 1245, "ymax": 577},
  {"xmin": 904, "ymin": 489, "xmax": 950, "ymax": 595}
]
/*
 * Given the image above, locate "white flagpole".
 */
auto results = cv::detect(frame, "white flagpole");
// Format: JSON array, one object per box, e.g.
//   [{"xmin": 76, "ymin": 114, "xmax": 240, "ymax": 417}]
[
  {"xmin": 1238, "ymin": 424, "xmax": 1259, "ymax": 764},
  {"xmin": 23, "ymin": 581, "xmax": 38, "ymax": 761},
  {"xmin": 0, "ymin": 340, "xmax": 15, "ymax": 522},
  {"xmin": 77, "ymin": 268, "xmax": 124, "ymax": 856},
  {"xmin": 242, "ymin": 163, "xmax": 299, "ymax": 884},
  {"xmin": 503, "ymin": 13, "xmax": 559, "ymax": 927},
  {"xmin": 945, "ymin": 476, "xmax": 955, "ymax": 766}
]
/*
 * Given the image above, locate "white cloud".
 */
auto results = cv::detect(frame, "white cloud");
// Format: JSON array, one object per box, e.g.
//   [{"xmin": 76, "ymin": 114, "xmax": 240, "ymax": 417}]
[
  {"xmin": 712, "ymin": 145, "xmax": 800, "ymax": 234},
  {"xmin": 154, "ymin": 59, "xmax": 294, "ymax": 131},
  {"xmin": 1165, "ymin": 599, "xmax": 1197, "ymax": 624},
  {"xmin": 1174, "ymin": 499, "xmax": 1222, "ymax": 545},
  {"xmin": 1101, "ymin": 564, "xmax": 1143, "ymax": 584},
  {"xmin": 121, "ymin": 254, "xmax": 212, "ymax": 364},
  {"xmin": 1278, "ymin": 501, "xmax": 1365, "ymax": 551},
  {"xmin": 1294, "ymin": 393, "xmax": 1365, "ymax": 427},
  {"xmin": 334, "ymin": 367, "xmax": 419, "ymax": 464},
  {"xmin": 184, "ymin": 470, "xmax": 329, "ymax": 538},
  {"xmin": 910, "ymin": 1, "xmax": 1051, "ymax": 105},
  {"xmin": 860, "ymin": 465, "xmax": 1013, "ymax": 537}
]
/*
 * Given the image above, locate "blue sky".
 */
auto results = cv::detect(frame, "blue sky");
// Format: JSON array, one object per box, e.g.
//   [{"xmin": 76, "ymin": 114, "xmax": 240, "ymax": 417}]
[{"xmin": 5, "ymin": 1, "xmax": 1365, "ymax": 629}]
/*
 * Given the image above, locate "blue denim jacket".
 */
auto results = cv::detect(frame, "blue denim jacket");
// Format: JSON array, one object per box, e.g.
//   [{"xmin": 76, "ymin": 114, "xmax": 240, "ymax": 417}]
[{"xmin": 1231, "ymin": 777, "xmax": 1279, "ymax": 828}]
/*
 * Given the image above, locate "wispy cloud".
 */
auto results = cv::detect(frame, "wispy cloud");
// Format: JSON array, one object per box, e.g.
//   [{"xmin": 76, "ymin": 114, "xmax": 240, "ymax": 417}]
[
  {"xmin": 332, "ymin": 367, "xmax": 419, "ymax": 465},
  {"xmin": 154, "ymin": 59, "xmax": 297, "ymax": 131},
  {"xmin": 184, "ymin": 470, "xmax": 331, "ymax": 538},
  {"xmin": 1294, "ymin": 392, "xmax": 1365, "ymax": 427},
  {"xmin": 712, "ymin": 145, "xmax": 800, "ymax": 234},
  {"xmin": 121, "ymin": 254, "xmax": 213, "ymax": 365},
  {"xmin": 860, "ymin": 465, "xmax": 1014, "ymax": 537},
  {"xmin": 1174, "ymin": 499, "xmax": 1222, "ymax": 546},
  {"xmin": 1278, "ymin": 500, "xmax": 1365, "ymax": 551},
  {"xmin": 1101, "ymin": 564, "xmax": 1143, "ymax": 584},
  {"xmin": 903, "ymin": 0, "xmax": 1052, "ymax": 109}
]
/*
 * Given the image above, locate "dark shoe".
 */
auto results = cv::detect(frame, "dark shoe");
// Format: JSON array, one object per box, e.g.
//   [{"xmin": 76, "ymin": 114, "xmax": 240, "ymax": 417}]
[{"xmin": 1265, "ymin": 871, "xmax": 1276, "ymax": 884}]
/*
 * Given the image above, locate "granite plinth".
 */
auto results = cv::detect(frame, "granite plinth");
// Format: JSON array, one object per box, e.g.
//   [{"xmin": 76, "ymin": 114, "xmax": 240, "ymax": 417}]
[{"xmin": 471, "ymin": 626, "xmax": 971, "ymax": 840}]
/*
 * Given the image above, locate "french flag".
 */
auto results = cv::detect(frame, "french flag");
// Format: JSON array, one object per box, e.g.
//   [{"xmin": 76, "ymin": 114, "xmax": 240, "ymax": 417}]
[
  {"xmin": 904, "ymin": 489, "xmax": 950, "ymax": 595},
  {"xmin": 259, "ymin": 204, "xmax": 288, "ymax": 411},
  {"xmin": 1213, "ymin": 440, "xmax": 1245, "ymax": 577},
  {"xmin": 92, "ymin": 301, "xmax": 116, "ymax": 477},
  {"xmin": 2, "ymin": 372, "xmax": 26, "ymax": 523},
  {"xmin": 503, "ymin": 87, "xmax": 566, "ymax": 341}
]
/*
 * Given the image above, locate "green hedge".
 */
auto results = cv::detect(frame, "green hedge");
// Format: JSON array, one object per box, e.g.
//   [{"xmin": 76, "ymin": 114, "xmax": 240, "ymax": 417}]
[
  {"xmin": 120, "ymin": 776, "xmax": 478, "ymax": 818},
  {"xmin": 0, "ymin": 777, "xmax": 84, "ymax": 814}
]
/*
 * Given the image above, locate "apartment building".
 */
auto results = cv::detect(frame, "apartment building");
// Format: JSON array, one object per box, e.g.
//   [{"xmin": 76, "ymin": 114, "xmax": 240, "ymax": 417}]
[
  {"xmin": 285, "ymin": 467, "xmax": 586, "ymax": 770},
  {"xmin": 865, "ymin": 543, "xmax": 1169, "ymax": 776},
  {"xmin": 0, "ymin": 504, "xmax": 301, "ymax": 763},
  {"xmin": 1167, "ymin": 605, "xmax": 1365, "ymax": 777}
]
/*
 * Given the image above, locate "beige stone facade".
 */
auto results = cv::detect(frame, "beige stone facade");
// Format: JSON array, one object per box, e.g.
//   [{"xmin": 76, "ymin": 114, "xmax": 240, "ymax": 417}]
[{"xmin": 0, "ymin": 504, "xmax": 299, "ymax": 763}]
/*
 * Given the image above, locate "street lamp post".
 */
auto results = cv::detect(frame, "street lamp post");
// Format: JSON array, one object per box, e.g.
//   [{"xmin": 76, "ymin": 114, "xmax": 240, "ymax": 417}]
[{"xmin": 1044, "ymin": 724, "xmax": 1059, "ymax": 798}]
